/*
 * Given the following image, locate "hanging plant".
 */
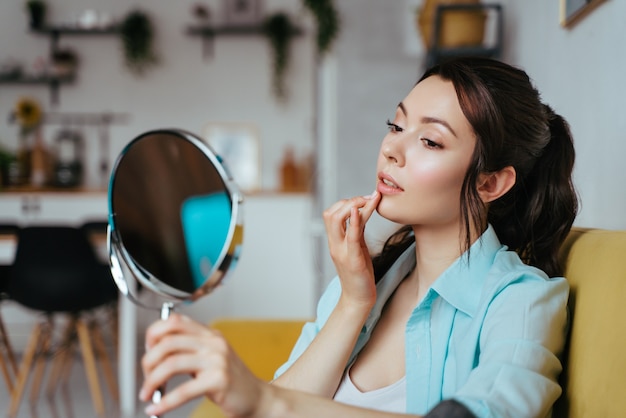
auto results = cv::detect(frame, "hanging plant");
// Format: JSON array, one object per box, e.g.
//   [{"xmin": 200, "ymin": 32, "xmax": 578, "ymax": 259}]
[
  {"xmin": 262, "ymin": 12, "xmax": 296, "ymax": 101},
  {"xmin": 303, "ymin": 0, "xmax": 340, "ymax": 57},
  {"xmin": 25, "ymin": 0, "xmax": 47, "ymax": 29},
  {"xmin": 119, "ymin": 10, "xmax": 159, "ymax": 76}
]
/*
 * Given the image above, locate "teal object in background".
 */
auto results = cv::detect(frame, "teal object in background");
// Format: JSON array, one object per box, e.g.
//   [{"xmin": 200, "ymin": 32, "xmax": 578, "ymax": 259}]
[{"xmin": 180, "ymin": 192, "xmax": 232, "ymax": 289}]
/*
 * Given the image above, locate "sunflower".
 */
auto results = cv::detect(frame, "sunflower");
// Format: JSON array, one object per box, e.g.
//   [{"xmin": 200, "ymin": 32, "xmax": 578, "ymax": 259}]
[{"xmin": 13, "ymin": 97, "xmax": 43, "ymax": 131}]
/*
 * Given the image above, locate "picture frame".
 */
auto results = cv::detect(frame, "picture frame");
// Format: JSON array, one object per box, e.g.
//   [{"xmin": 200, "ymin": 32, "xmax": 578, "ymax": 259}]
[
  {"xmin": 560, "ymin": 0, "xmax": 606, "ymax": 28},
  {"xmin": 223, "ymin": 0, "xmax": 262, "ymax": 25},
  {"xmin": 203, "ymin": 122, "xmax": 261, "ymax": 193}
]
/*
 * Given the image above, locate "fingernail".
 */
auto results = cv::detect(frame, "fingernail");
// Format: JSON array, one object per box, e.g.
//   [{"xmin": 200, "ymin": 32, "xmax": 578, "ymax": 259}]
[
  {"xmin": 145, "ymin": 404, "xmax": 157, "ymax": 415},
  {"xmin": 363, "ymin": 190, "xmax": 378, "ymax": 199}
]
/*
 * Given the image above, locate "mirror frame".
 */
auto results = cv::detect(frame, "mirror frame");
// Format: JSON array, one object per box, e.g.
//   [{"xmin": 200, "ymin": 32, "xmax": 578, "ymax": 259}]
[{"xmin": 107, "ymin": 128, "xmax": 244, "ymax": 308}]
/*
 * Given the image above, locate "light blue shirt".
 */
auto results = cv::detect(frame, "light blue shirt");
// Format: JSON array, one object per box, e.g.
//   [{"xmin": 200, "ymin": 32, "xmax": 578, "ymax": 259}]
[{"xmin": 275, "ymin": 225, "xmax": 569, "ymax": 418}]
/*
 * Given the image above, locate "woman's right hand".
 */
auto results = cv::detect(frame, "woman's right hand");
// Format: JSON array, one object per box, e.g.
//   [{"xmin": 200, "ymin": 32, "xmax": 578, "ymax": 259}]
[
  {"xmin": 322, "ymin": 191, "xmax": 381, "ymax": 310},
  {"xmin": 140, "ymin": 313, "xmax": 267, "ymax": 417}
]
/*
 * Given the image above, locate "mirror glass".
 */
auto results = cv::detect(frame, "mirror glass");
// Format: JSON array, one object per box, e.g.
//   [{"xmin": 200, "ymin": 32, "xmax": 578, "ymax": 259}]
[{"xmin": 107, "ymin": 129, "xmax": 243, "ymax": 311}]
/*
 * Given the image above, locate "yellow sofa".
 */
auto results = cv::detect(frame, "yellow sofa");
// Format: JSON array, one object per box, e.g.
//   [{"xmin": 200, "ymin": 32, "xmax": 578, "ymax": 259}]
[
  {"xmin": 189, "ymin": 318, "xmax": 307, "ymax": 418},
  {"xmin": 190, "ymin": 228, "xmax": 626, "ymax": 418},
  {"xmin": 553, "ymin": 228, "xmax": 626, "ymax": 417}
]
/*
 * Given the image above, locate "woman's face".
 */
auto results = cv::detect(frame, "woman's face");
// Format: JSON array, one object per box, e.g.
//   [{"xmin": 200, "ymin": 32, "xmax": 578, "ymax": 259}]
[{"xmin": 376, "ymin": 75, "xmax": 477, "ymax": 228}]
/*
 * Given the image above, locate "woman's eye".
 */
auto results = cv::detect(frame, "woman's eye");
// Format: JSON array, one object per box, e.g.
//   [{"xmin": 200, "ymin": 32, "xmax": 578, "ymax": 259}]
[
  {"xmin": 386, "ymin": 119, "xmax": 403, "ymax": 133},
  {"xmin": 422, "ymin": 138, "xmax": 442, "ymax": 149}
]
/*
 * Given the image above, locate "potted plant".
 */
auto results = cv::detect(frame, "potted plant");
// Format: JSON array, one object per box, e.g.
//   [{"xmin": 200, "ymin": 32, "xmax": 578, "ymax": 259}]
[
  {"xmin": 119, "ymin": 9, "xmax": 159, "ymax": 76},
  {"xmin": 417, "ymin": 0, "xmax": 486, "ymax": 49},
  {"xmin": 262, "ymin": 2, "xmax": 340, "ymax": 101},
  {"xmin": 51, "ymin": 48, "xmax": 79, "ymax": 77},
  {"xmin": 0, "ymin": 146, "xmax": 16, "ymax": 187},
  {"xmin": 263, "ymin": 12, "xmax": 296, "ymax": 101},
  {"xmin": 303, "ymin": 0, "xmax": 340, "ymax": 57},
  {"xmin": 26, "ymin": 0, "xmax": 47, "ymax": 29}
]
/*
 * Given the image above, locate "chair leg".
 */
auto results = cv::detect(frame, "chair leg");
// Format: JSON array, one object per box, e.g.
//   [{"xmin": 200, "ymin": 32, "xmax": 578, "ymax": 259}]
[
  {"xmin": 76, "ymin": 318, "xmax": 105, "ymax": 416},
  {"xmin": 0, "ymin": 355, "xmax": 13, "ymax": 393},
  {"xmin": 46, "ymin": 316, "xmax": 77, "ymax": 397},
  {"xmin": 0, "ymin": 310, "xmax": 19, "ymax": 389},
  {"xmin": 90, "ymin": 319, "xmax": 119, "ymax": 402},
  {"xmin": 9, "ymin": 321, "xmax": 45, "ymax": 418},
  {"xmin": 29, "ymin": 317, "xmax": 53, "ymax": 403},
  {"xmin": 0, "ymin": 318, "xmax": 15, "ymax": 392}
]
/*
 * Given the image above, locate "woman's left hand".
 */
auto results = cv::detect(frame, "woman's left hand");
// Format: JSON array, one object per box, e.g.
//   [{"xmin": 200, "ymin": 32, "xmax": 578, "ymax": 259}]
[
  {"xmin": 140, "ymin": 313, "xmax": 265, "ymax": 417},
  {"xmin": 323, "ymin": 191, "xmax": 382, "ymax": 309}
]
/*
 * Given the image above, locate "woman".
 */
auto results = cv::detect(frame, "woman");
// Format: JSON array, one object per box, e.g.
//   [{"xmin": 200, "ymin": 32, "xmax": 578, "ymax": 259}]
[{"xmin": 140, "ymin": 57, "xmax": 578, "ymax": 418}]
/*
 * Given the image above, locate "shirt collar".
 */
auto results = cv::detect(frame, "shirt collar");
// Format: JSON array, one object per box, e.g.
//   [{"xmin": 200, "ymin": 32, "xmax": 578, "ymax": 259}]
[
  {"xmin": 431, "ymin": 224, "xmax": 503, "ymax": 316},
  {"xmin": 365, "ymin": 225, "xmax": 504, "ymax": 331}
]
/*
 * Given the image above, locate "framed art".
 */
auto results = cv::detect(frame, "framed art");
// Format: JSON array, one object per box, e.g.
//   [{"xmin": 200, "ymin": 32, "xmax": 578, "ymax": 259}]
[
  {"xmin": 223, "ymin": 0, "xmax": 262, "ymax": 25},
  {"xmin": 560, "ymin": 0, "xmax": 606, "ymax": 28},
  {"xmin": 203, "ymin": 122, "xmax": 261, "ymax": 193}
]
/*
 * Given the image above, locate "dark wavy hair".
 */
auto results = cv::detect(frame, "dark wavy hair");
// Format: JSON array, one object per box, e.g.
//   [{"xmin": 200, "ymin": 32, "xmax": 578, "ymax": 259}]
[{"xmin": 372, "ymin": 57, "xmax": 578, "ymax": 279}]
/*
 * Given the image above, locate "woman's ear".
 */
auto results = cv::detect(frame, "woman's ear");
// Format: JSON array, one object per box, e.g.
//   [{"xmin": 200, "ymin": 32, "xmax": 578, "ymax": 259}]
[{"xmin": 477, "ymin": 166, "xmax": 516, "ymax": 203}]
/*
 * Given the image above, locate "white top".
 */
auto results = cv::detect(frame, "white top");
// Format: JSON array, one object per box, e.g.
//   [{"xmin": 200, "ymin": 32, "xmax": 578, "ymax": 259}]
[{"xmin": 333, "ymin": 366, "xmax": 406, "ymax": 413}]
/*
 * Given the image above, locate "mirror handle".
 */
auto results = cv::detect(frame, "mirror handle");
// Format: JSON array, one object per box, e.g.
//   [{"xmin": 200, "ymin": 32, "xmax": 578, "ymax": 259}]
[{"xmin": 149, "ymin": 302, "xmax": 174, "ymax": 418}]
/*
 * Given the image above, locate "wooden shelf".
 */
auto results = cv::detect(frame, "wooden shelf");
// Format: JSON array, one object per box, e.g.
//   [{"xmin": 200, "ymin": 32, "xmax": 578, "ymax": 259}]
[
  {"xmin": 31, "ymin": 25, "xmax": 121, "ymax": 35},
  {"xmin": 0, "ymin": 185, "xmax": 107, "ymax": 194},
  {"xmin": 186, "ymin": 23, "xmax": 304, "ymax": 58},
  {"xmin": 186, "ymin": 23, "xmax": 303, "ymax": 36},
  {"xmin": 31, "ymin": 25, "xmax": 121, "ymax": 52},
  {"xmin": 0, "ymin": 73, "xmax": 75, "ymax": 104},
  {"xmin": 0, "ymin": 24, "xmax": 119, "ymax": 105},
  {"xmin": 0, "ymin": 73, "xmax": 74, "ymax": 84}
]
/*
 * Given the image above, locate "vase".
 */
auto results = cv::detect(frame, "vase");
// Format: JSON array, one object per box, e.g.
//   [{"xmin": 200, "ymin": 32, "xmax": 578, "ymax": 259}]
[
  {"xmin": 417, "ymin": 0, "xmax": 487, "ymax": 49},
  {"xmin": 30, "ymin": 128, "xmax": 51, "ymax": 187}
]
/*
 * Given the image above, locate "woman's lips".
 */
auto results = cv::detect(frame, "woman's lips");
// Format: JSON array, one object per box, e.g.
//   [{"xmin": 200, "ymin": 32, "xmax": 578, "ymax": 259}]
[{"xmin": 377, "ymin": 173, "xmax": 403, "ymax": 194}]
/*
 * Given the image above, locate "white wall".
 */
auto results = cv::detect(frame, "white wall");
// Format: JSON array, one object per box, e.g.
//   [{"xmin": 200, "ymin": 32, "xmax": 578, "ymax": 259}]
[
  {"xmin": 0, "ymin": 0, "xmax": 316, "ymax": 191},
  {"xmin": 499, "ymin": 0, "xmax": 626, "ymax": 230}
]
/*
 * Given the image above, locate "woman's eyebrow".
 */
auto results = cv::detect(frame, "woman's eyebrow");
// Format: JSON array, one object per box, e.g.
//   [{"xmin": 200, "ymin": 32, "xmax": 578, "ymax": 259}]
[
  {"xmin": 397, "ymin": 102, "xmax": 407, "ymax": 116},
  {"xmin": 421, "ymin": 116, "xmax": 458, "ymax": 138},
  {"xmin": 398, "ymin": 101, "xmax": 458, "ymax": 138}
]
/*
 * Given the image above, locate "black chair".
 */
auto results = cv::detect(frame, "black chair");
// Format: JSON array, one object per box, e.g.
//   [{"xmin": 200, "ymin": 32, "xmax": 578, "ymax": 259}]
[
  {"xmin": 1, "ymin": 264, "xmax": 18, "ymax": 397},
  {"xmin": 6, "ymin": 225, "xmax": 119, "ymax": 418},
  {"xmin": 0, "ymin": 224, "xmax": 19, "ymax": 395}
]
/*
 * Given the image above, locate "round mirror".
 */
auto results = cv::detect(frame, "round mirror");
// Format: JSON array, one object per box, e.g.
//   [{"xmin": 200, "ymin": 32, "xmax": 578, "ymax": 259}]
[
  {"xmin": 107, "ymin": 129, "xmax": 243, "ymax": 417},
  {"xmin": 107, "ymin": 129, "xmax": 244, "ymax": 312}
]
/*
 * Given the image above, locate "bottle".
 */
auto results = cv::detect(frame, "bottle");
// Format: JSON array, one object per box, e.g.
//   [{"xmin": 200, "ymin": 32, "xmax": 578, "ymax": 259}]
[
  {"xmin": 30, "ymin": 127, "xmax": 47, "ymax": 187},
  {"xmin": 279, "ymin": 147, "xmax": 299, "ymax": 192}
]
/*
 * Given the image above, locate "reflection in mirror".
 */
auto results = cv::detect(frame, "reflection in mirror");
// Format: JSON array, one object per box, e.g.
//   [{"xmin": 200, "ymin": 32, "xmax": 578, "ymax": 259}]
[{"xmin": 109, "ymin": 130, "xmax": 242, "ymax": 302}]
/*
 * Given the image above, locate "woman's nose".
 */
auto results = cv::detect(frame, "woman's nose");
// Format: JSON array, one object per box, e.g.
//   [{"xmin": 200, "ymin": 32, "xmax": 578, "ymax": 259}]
[{"xmin": 382, "ymin": 137, "xmax": 404, "ymax": 166}]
